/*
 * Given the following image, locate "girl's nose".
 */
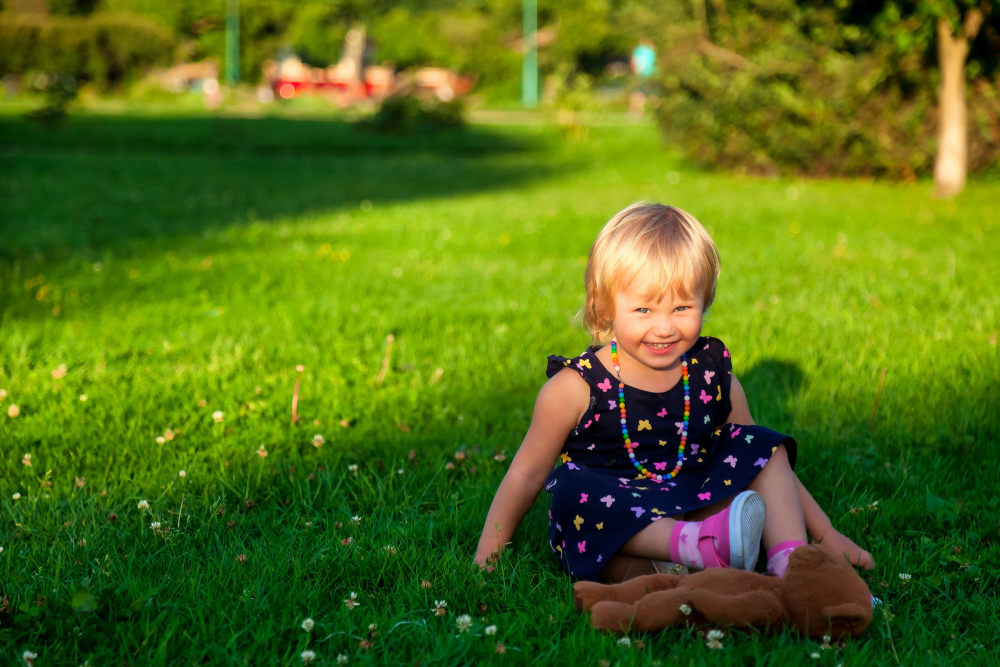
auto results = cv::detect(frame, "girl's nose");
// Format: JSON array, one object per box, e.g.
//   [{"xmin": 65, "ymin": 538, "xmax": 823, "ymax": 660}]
[{"xmin": 653, "ymin": 317, "xmax": 676, "ymax": 337}]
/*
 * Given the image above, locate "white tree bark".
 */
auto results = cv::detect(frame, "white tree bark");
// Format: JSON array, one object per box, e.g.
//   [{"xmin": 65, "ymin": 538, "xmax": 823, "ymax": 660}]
[{"xmin": 933, "ymin": 10, "xmax": 986, "ymax": 198}]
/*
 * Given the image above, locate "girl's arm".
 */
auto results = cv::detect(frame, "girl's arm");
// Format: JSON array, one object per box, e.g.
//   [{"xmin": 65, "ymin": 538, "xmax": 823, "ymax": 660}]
[{"xmin": 473, "ymin": 369, "xmax": 588, "ymax": 570}]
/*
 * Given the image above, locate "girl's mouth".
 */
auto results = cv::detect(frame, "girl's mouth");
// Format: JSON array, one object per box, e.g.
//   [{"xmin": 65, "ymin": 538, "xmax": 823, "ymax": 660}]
[{"xmin": 643, "ymin": 341, "xmax": 677, "ymax": 355}]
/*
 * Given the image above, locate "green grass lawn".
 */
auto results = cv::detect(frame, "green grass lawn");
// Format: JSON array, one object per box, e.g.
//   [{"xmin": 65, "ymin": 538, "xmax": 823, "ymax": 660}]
[{"xmin": 0, "ymin": 109, "xmax": 998, "ymax": 666}]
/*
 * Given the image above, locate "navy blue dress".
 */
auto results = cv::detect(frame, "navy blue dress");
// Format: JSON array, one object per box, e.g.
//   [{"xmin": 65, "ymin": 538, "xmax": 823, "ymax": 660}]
[{"xmin": 543, "ymin": 336, "xmax": 796, "ymax": 581}]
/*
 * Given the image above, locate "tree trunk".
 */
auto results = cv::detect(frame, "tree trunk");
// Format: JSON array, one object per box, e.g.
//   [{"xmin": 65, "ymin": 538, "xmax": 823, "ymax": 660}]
[{"xmin": 933, "ymin": 10, "xmax": 986, "ymax": 198}]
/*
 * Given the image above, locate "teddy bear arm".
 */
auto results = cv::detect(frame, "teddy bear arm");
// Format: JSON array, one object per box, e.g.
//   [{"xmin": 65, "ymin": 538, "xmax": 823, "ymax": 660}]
[
  {"xmin": 590, "ymin": 588, "xmax": 691, "ymax": 634},
  {"xmin": 574, "ymin": 573, "xmax": 681, "ymax": 611},
  {"xmin": 688, "ymin": 589, "xmax": 785, "ymax": 628}
]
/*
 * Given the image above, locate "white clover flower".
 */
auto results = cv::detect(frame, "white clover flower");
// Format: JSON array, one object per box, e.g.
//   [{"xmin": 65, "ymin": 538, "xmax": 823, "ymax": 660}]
[
  {"xmin": 137, "ymin": 499, "xmax": 149, "ymax": 510},
  {"xmin": 336, "ymin": 655, "xmax": 348, "ymax": 665},
  {"xmin": 348, "ymin": 463, "xmax": 359, "ymax": 474},
  {"xmin": 257, "ymin": 446, "xmax": 268, "ymax": 458},
  {"xmin": 12, "ymin": 493, "xmax": 21, "ymax": 500},
  {"xmin": 150, "ymin": 522, "xmax": 161, "ymax": 530},
  {"xmin": 810, "ymin": 652, "xmax": 820, "ymax": 659},
  {"xmin": 156, "ymin": 436, "xmax": 166, "ymax": 444},
  {"xmin": 455, "ymin": 614, "xmax": 472, "ymax": 633},
  {"xmin": 350, "ymin": 515, "xmax": 361, "ymax": 524},
  {"xmin": 312, "ymin": 434, "xmax": 325, "ymax": 448},
  {"xmin": 0, "ymin": 388, "xmax": 6, "ymax": 399},
  {"xmin": 301, "ymin": 617, "xmax": 314, "ymax": 631},
  {"xmin": 0, "ymin": 546, "xmax": 4, "ymax": 554},
  {"xmin": 300, "ymin": 649, "xmax": 316, "ymax": 664},
  {"xmin": 706, "ymin": 629, "xmax": 724, "ymax": 649},
  {"xmin": 179, "ymin": 470, "xmax": 186, "ymax": 478},
  {"xmin": 385, "ymin": 545, "xmax": 397, "ymax": 556},
  {"xmin": 432, "ymin": 599, "xmax": 447, "ymax": 616},
  {"xmin": 344, "ymin": 591, "xmax": 360, "ymax": 610},
  {"xmin": 23, "ymin": 650, "xmax": 38, "ymax": 667},
  {"xmin": 679, "ymin": 604, "xmax": 692, "ymax": 616},
  {"xmin": 368, "ymin": 623, "xmax": 377, "ymax": 631},
  {"xmin": 21, "ymin": 453, "xmax": 31, "ymax": 467},
  {"xmin": 397, "ymin": 469, "xmax": 404, "ymax": 475},
  {"xmin": 617, "ymin": 637, "xmax": 631, "ymax": 647},
  {"xmin": 485, "ymin": 625, "xmax": 497, "ymax": 636},
  {"xmin": 7, "ymin": 404, "xmax": 20, "ymax": 418},
  {"xmin": 79, "ymin": 394, "xmax": 87, "ymax": 402},
  {"xmin": 212, "ymin": 410, "xmax": 224, "ymax": 423}
]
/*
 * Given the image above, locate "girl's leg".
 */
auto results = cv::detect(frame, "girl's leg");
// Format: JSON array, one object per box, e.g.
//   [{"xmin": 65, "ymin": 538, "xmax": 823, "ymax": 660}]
[
  {"xmin": 685, "ymin": 496, "xmax": 734, "ymax": 521},
  {"xmin": 597, "ymin": 553, "xmax": 659, "ymax": 584},
  {"xmin": 618, "ymin": 495, "xmax": 763, "ymax": 571},
  {"xmin": 617, "ymin": 517, "xmax": 678, "ymax": 561},
  {"xmin": 746, "ymin": 443, "xmax": 807, "ymax": 550},
  {"xmin": 601, "ymin": 512, "xmax": 686, "ymax": 582}
]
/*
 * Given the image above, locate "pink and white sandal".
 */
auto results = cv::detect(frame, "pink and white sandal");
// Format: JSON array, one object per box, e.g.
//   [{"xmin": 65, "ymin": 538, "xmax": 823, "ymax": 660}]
[{"xmin": 670, "ymin": 490, "xmax": 767, "ymax": 571}]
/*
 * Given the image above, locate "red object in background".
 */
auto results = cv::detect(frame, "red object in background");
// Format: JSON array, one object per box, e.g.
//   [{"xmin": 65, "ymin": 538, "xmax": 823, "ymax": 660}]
[{"xmin": 266, "ymin": 55, "xmax": 469, "ymax": 104}]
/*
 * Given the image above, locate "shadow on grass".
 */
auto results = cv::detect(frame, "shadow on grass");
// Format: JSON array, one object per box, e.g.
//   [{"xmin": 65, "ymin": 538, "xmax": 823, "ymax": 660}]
[
  {"xmin": 0, "ymin": 114, "xmax": 564, "ymax": 260},
  {"xmin": 740, "ymin": 359, "xmax": 806, "ymax": 434}
]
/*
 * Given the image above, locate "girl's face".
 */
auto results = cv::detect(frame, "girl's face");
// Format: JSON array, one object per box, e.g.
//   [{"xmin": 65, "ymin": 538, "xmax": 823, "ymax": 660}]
[{"xmin": 611, "ymin": 281, "xmax": 704, "ymax": 372}]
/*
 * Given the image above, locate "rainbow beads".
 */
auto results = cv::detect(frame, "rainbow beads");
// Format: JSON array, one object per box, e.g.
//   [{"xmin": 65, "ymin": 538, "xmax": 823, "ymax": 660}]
[{"xmin": 610, "ymin": 339, "xmax": 689, "ymax": 482}]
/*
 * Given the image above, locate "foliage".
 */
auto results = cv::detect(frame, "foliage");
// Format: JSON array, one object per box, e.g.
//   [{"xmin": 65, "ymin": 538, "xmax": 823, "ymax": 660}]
[
  {"xmin": 0, "ymin": 12, "xmax": 175, "ymax": 90},
  {"xmin": 371, "ymin": 7, "xmax": 521, "ymax": 95},
  {"xmin": 1, "ymin": 112, "xmax": 998, "ymax": 664},
  {"xmin": 2, "ymin": 0, "xmax": 640, "ymax": 95},
  {"xmin": 650, "ymin": 0, "xmax": 1000, "ymax": 178},
  {"xmin": 364, "ymin": 94, "xmax": 466, "ymax": 134},
  {"xmin": 26, "ymin": 71, "xmax": 78, "ymax": 123}
]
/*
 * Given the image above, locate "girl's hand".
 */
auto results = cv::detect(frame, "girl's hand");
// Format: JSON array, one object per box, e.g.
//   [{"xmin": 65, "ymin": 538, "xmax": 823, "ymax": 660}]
[
  {"xmin": 813, "ymin": 529, "xmax": 874, "ymax": 570},
  {"xmin": 473, "ymin": 549, "xmax": 498, "ymax": 573}
]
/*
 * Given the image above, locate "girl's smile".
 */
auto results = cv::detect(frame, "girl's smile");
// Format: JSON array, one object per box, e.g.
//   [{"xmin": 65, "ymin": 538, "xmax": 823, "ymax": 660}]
[{"xmin": 642, "ymin": 340, "xmax": 679, "ymax": 355}]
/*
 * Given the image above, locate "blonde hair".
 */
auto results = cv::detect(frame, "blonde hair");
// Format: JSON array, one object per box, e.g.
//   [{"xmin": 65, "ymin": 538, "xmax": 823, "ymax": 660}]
[{"xmin": 581, "ymin": 202, "xmax": 720, "ymax": 343}]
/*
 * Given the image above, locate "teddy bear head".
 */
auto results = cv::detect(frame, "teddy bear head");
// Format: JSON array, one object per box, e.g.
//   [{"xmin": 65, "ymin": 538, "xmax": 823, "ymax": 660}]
[{"xmin": 777, "ymin": 545, "xmax": 873, "ymax": 638}]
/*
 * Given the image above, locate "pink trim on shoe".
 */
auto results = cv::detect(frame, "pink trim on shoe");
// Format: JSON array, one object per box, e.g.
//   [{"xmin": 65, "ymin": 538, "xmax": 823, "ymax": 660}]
[
  {"xmin": 669, "ymin": 522, "xmax": 684, "ymax": 564},
  {"xmin": 698, "ymin": 508, "xmax": 732, "ymax": 568},
  {"xmin": 766, "ymin": 539, "xmax": 807, "ymax": 576},
  {"xmin": 766, "ymin": 540, "xmax": 806, "ymax": 560}
]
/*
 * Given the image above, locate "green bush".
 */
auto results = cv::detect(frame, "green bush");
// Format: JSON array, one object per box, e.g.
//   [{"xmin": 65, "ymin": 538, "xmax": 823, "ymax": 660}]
[
  {"xmin": 364, "ymin": 95, "xmax": 466, "ymax": 134},
  {"xmin": 0, "ymin": 12, "xmax": 174, "ymax": 89},
  {"xmin": 651, "ymin": 0, "xmax": 1000, "ymax": 179}
]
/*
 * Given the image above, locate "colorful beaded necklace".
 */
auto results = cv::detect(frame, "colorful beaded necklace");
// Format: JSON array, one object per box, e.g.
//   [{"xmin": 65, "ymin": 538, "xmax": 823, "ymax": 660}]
[{"xmin": 610, "ymin": 339, "xmax": 689, "ymax": 481}]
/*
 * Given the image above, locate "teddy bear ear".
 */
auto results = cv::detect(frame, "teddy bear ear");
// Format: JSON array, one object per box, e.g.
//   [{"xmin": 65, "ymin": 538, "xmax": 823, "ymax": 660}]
[{"xmin": 821, "ymin": 602, "xmax": 872, "ymax": 637}]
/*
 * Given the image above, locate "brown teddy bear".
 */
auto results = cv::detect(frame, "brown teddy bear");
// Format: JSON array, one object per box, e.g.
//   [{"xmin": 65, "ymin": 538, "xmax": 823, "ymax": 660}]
[{"xmin": 573, "ymin": 545, "xmax": 873, "ymax": 639}]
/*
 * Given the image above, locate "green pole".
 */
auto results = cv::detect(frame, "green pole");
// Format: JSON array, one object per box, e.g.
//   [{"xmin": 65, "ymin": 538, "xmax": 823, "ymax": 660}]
[
  {"xmin": 225, "ymin": 0, "xmax": 240, "ymax": 84},
  {"xmin": 522, "ymin": 0, "xmax": 537, "ymax": 108}
]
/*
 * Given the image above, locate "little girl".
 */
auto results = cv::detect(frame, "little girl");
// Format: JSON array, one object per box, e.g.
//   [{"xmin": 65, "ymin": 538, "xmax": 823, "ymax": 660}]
[{"xmin": 475, "ymin": 203, "xmax": 873, "ymax": 582}]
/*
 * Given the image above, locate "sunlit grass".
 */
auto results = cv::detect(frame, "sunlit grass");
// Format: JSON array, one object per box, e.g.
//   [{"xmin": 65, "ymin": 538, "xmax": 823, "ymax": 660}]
[{"xmin": 0, "ymin": 110, "xmax": 997, "ymax": 665}]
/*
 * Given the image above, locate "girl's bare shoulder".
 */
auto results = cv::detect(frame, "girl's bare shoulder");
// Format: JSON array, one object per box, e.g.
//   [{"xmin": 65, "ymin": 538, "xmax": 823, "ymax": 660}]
[{"xmin": 536, "ymin": 366, "xmax": 590, "ymax": 428}]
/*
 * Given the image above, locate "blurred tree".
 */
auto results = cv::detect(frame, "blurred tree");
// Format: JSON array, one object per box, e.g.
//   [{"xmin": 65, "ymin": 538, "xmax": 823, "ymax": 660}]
[
  {"xmin": 930, "ymin": 3, "xmax": 992, "ymax": 197},
  {"xmin": 648, "ymin": 0, "xmax": 1000, "ymax": 182}
]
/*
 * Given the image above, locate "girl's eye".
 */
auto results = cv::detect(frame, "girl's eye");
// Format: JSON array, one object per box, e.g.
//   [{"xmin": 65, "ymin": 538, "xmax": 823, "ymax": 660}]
[
  {"xmin": 635, "ymin": 308, "xmax": 650, "ymax": 314},
  {"xmin": 675, "ymin": 306, "xmax": 688, "ymax": 312}
]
